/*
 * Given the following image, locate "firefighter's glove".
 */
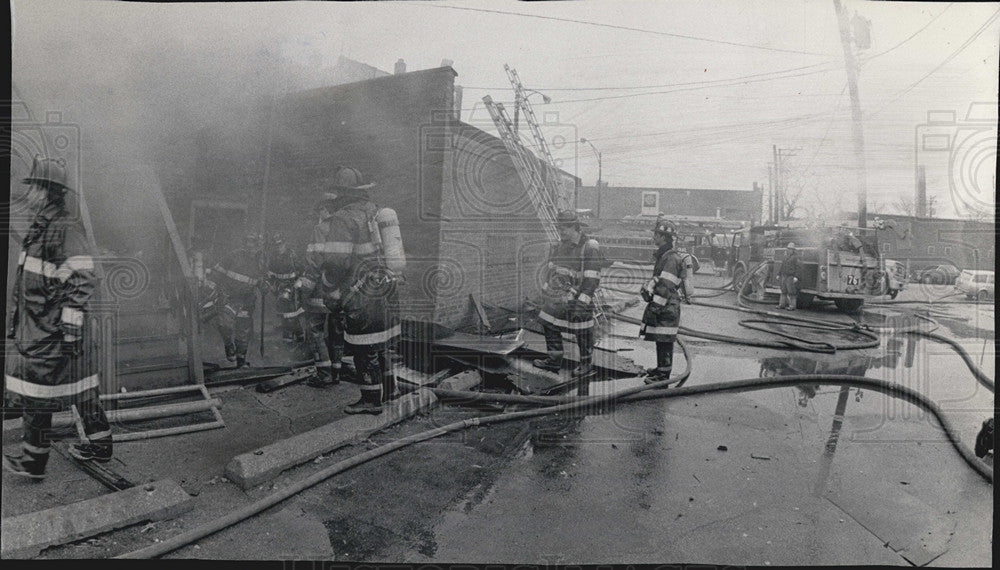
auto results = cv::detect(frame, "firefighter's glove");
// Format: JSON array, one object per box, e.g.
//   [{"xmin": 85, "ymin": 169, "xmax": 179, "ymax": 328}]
[{"xmin": 640, "ymin": 288, "xmax": 653, "ymax": 303}]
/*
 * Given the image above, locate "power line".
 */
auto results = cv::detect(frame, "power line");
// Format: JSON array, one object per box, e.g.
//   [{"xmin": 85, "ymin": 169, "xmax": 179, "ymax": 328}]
[
  {"xmin": 859, "ymin": 3, "xmax": 953, "ymax": 65},
  {"xmin": 869, "ymin": 9, "xmax": 1000, "ymax": 117},
  {"xmin": 459, "ymin": 61, "xmax": 836, "ymax": 92},
  {"xmin": 421, "ymin": 3, "xmax": 832, "ymax": 56}
]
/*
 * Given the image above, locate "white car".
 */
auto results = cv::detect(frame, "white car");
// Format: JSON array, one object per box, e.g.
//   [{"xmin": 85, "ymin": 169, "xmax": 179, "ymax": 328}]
[{"xmin": 956, "ymin": 270, "xmax": 995, "ymax": 301}]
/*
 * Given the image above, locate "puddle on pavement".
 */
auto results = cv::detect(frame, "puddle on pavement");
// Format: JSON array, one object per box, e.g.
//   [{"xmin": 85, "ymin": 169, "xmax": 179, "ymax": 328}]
[{"xmin": 533, "ymin": 329, "xmax": 994, "ymax": 461}]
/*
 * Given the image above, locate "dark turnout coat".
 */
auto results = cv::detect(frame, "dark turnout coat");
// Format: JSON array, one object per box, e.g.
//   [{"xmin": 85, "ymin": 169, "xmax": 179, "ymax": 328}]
[
  {"xmin": 5, "ymin": 202, "xmax": 100, "ymax": 408},
  {"xmin": 640, "ymin": 245, "xmax": 685, "ymax": 342},
  {"xmin": 538, "ymin": 234, "xmax": 603, "ymax": 333},
  {"xmin": 308, "ymin": 199, "xmax": 400, "ymax": 349}
]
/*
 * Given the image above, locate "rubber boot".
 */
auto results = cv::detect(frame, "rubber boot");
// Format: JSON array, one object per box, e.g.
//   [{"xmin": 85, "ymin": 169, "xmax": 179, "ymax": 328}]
[
  {"xmin": 379, "ymin": 353, "xmax": 398, "ymax": 403},
  {"xmin": 571, "ymin": 329, "xmax": 597, "ymax": 380},
  {"xmin": 345, "ymin": 353, "xmax": 383, "ymax": 415},
  {"xmin": 533, "ymin": 325, "xmax": 564, "ymax": 372},
  {"xmin": 306, "ymin": 363, "xmax": 339, "ymax": 387},
  {"xmin": 644, "ymin": 341, "xmax": 674, "ymax": 385},
  {"xmin": 344, "ymin": 385, "xmax": 383, "ymax": 415},
  {"xmin": 2, "ymin": 441, "xmax": 50, "ymax": 479}
]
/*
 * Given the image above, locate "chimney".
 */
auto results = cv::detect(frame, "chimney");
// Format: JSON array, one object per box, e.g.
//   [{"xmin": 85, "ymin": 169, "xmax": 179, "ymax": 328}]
[
  {"xmin": 453, "ymin": 85, "xmax": 463, "ymax": 121},
  {"xmin": 441, "ymin": 58, "xmax": 454, "ymax": 68},
  {"xmin": 916, "ymin": 164, "xmax": 927, "ymax": 217},
  {"xmin": 394, "ymin": 58, "xmax": 406, "ymax": 75}
]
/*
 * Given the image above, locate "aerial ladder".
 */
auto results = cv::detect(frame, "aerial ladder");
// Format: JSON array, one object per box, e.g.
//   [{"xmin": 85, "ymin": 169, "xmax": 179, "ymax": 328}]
[
  {"xmin": 504, "ymin": 64, "xmax": 572, "ymax": 212},
  {"xmin": 482, "ymin": 95, "xmax": 560, "ymax": 242},
  {"xmin": 485, "ymin": 66, "xmax": 612, "ymax": 332}
]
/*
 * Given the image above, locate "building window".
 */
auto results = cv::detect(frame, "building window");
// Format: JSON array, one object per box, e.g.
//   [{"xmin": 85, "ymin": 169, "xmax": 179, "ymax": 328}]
[
  {"xmin": 926, "ymin": 245, "xmax": 936, "ymax": 255},
  {"xmin": 881, "ymin": 242, "xmax": 892, "ymax": 253},
  {"xmin": 943, "ymin": 246, "xmax": 953, "ymax": 255}
]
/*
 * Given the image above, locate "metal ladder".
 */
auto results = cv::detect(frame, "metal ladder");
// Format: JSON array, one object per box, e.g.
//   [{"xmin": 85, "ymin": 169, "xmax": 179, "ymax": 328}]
[
  {"xmin": 504, "ymin": 64, "xmax": 571, "ymax": 212},
  {"xmin": 482, "ymin": 95, "xmax": 560, "ymax": 242}
]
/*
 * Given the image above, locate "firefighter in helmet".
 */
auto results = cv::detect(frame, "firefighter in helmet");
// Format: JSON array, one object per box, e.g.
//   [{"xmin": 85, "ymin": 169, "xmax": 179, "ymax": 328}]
[
  {"xmin": 211, "ymin": 231, "xmax": 264, "ymax": 367},
  {"xmin": 533, "ymin": 210, "xmax": 603, "ymax": 386},
  {"xmin": 265, "ymin": 232, "xmax": 304, "ymax": 343},
  {"xmin": 639, "ymin": 220, "xmax": 689, "ymax": 383},
  {"xmin": 298, "ymin": 193, "xmax": 346, "ymax": 387},
  {"xmin": 3, "ymin": 157, "xmax": 113, "ymax": 478},
  {"xmin": 312, "ymin": 167, "xmax": 404, "ymax": 415}
]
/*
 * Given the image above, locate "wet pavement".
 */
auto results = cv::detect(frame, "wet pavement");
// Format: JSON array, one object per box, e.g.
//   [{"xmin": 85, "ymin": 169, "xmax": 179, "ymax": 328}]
[{"xmin": 2, "ymin": 278, "xmax": 993, "ymax": 564}]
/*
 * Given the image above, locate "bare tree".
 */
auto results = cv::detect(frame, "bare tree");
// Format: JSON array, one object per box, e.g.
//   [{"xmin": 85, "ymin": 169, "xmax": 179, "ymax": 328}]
[{"xmin": 891, "ymin": 195, "xmax": 937, "ymax": 217}]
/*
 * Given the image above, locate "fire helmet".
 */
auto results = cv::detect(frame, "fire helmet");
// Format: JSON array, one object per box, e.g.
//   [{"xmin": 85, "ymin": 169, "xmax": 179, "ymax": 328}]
[
  {"xmin": 22, "ymin": 156, "xmax": 71, "ymax": 192},
  {"xmin": 652, "ymin": 220, "xmax": 676, "ymax": 237},
  {"xmin": 332, "ymin": 166, "xmax": 375, "ymax": 192},
  {"xmin": 555, "ymin": 210, "xmax": 586, "ymax": 228}
]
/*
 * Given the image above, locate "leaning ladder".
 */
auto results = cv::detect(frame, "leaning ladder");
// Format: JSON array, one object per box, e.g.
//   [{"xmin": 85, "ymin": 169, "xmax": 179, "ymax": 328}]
[
  {"xmin": 483, "ymin": 95, "xmax": 559, "ymax": 242},
  {"xmin": 505, "ymin": 64, "xmax": 570, "ymax": 212}
]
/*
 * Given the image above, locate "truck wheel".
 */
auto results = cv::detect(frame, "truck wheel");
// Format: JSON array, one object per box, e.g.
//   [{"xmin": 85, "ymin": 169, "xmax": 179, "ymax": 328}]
[
  {"xmin": 977, "ymin": 290, "xmax": 991, "ymax": 302},
  {"xmin": 889, "ymin": 290, "xmax": 899, "ymax": 300},
  {"xmin": 834, "ymin": 298, "xmax": 864, "ymax": 314}
]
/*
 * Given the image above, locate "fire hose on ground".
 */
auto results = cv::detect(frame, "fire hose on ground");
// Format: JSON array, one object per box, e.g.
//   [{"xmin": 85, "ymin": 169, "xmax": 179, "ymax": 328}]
[{"xmin": 117, "ymin": 280, "xmax": 993, "ymax": 559}]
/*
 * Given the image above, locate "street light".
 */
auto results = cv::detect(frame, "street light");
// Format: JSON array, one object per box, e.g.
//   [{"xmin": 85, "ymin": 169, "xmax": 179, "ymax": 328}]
[
  {"xmin": 513, "ymin": 89, "xmax": 551, "ymax": 133},
  {"xmin": 579, "ymin": 137, "xmax": 603, "ymax": 217}
]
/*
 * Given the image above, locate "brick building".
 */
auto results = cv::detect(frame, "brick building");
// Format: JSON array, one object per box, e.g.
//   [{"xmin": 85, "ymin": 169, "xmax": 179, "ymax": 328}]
[
  {"xmin": 174, "ymin": 66, "xmax": 554, "ymax": 328},
  {"xmin": 577, "ymin": 185, "xmax": 763, "ymax": 224},
  {"xmin": 867, "ymin": 213, "xmax": 994, "ymax": 273}
]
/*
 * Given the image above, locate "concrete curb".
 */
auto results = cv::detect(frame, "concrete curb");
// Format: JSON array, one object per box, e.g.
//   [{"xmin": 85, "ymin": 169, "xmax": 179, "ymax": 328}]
[
  {"xmin": 225, "ymin": 388, "xmax": 438, "ymax": 490},
  {"xmin": 1, "ymin": 479, "xmax": 192, "ymax": 559}
]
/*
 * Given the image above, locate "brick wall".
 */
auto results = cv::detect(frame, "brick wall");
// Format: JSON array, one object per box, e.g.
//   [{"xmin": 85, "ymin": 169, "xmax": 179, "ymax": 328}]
[
  {"xmin": 436, "ymin": 122, "xmax": 549, "ymax": 326},
  {"xmin": 178, "ymin": 66, "xmax": 553, "ymax": 328},
  {"xmin": 872, "ymin": 214, "xmax": 995, "ymax": 272}
]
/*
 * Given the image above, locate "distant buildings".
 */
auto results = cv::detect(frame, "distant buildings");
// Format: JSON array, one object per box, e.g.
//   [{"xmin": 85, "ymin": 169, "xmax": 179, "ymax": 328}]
[{"xmin": 577, "ymin": 185, "xmax": 763, "ymax": 224}]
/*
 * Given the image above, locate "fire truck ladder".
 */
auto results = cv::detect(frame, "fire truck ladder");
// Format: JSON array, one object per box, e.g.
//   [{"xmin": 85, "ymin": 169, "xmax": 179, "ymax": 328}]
[
  {"xmin": 482, "ymin": 94, "xmax": 559, "ymax": 242},
  {"xmin": 504, "ymin": 64, "xmax": 569, "ymax": 212}
]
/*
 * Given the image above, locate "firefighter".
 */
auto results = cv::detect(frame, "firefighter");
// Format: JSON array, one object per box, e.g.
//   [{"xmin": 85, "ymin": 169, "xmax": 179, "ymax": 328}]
[
  {"xmin": 778, "ymin": 242, "xmax": 801, "ymax": 311},
  {"xmin": 532, "ymin": 210, "xmax": 603, "ymax": 383},
  {"xmin": 212, "ymin": 232, "xmax": 263, "ymax": 367},
  {"xmin": 3, "ymin": 157, "xmax": 113, "ymax": 478},
  {"xmin": 265, "ymin": 233, "xmax": 304, "ymax": 343},
  {"xmin": 639, "ymin": 221, "xmax": 688, "ymax": 384},
  {"xmin": 314, "ymin": 167, "xmax": 403, "ymax": 415},
  {"xmin": 298, "ymin": 196, "xmax": 344, "ymax": 388}
]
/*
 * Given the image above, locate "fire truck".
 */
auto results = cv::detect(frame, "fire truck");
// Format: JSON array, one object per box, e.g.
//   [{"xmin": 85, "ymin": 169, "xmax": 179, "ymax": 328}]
[{"xmin": 728, "ymin": 224, "xmax": 891, "ymax": 313}]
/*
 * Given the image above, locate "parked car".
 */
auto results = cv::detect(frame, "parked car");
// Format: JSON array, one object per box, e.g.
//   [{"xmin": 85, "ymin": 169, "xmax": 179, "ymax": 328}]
[
  {"xmin": 918, "ymin": 264, "xmax": 960, "ymax": 285},
  {"xmin": 956, "ymin": 270, "xmax": 994, "ymax": 301}
]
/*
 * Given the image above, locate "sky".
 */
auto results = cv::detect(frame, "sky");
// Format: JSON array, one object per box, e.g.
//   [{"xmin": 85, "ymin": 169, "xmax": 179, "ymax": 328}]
[{"xmin": 10, "ymin": 0, "xmax": 999, "ymax": 220}]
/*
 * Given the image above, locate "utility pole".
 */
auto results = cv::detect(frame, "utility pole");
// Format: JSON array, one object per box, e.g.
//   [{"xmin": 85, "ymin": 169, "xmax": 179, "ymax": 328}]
[
  {"xmin": 834, "ymin": 0, "xmax": 869, "ymax": 228},
  {"xmin": 776, "ymin": 148, "xmax": 801, "ymax": 221},
  {"xmin": 772, "ymin": 145, "xmax": 780, "ymax": 223},
  {"xmin": 767, "ymin": 164, "xmax": 775, "ymax": 225}
]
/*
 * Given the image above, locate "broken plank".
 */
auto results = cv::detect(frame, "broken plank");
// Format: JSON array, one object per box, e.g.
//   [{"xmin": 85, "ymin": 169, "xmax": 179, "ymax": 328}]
[
  {"xmin": 52, "ymin": 443, "xmax": 135, "ymax": 492},
  {"xmin": 469, "ymin": 293, "xmax": 492, "ymax": 331},
  {"xmin": 0, "ymin": 479, "xmax": 192, "ymax": 559},
  {"xmin": 431, "ymin": 330, "xmax": 524, "ymax": 355}
]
